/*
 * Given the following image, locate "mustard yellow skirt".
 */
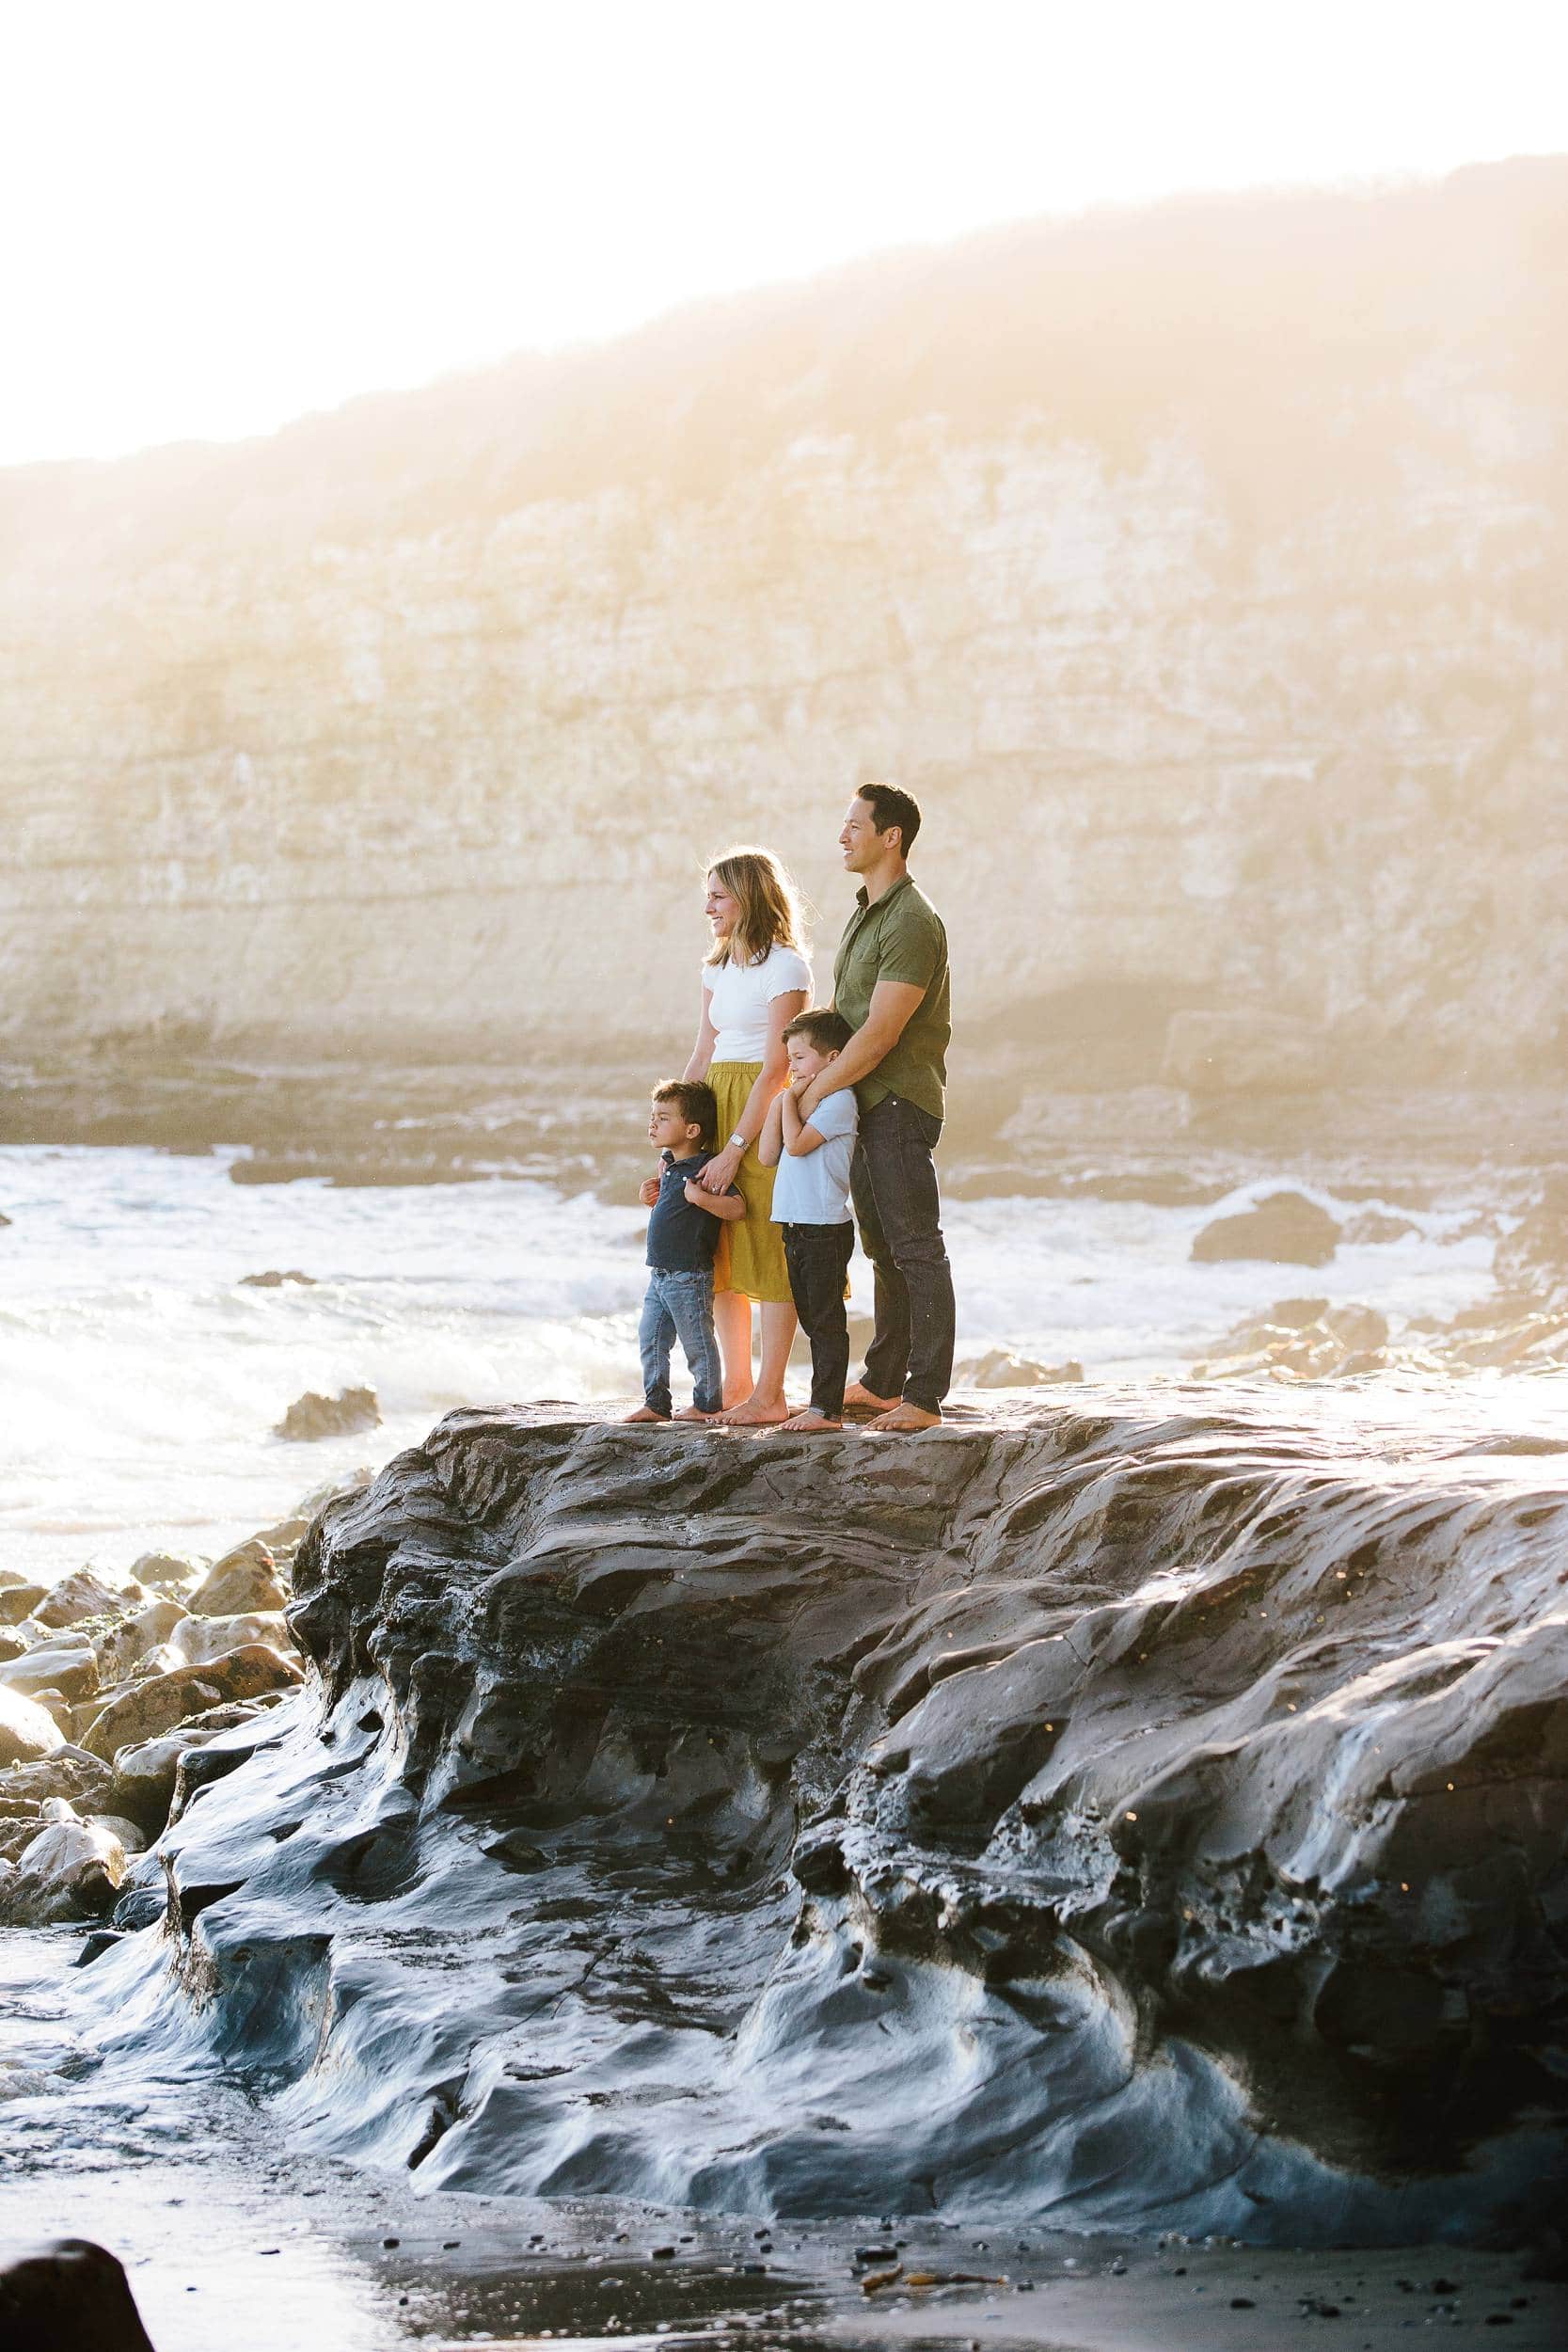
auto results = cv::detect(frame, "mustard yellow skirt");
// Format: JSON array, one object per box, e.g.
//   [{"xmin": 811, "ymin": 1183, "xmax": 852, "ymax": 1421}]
[{"xmin": 709, "ymin": 1060, "xmax": 793, "ymax": 1305}]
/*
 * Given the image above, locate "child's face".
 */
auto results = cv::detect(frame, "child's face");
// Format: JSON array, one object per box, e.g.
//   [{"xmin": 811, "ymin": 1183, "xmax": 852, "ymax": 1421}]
[
  {"xmin": 648, "ymin": 1100, "xmax": 702, "ymax": 1154},
  {"xmin": 786, "ymin": 1037, "xmax": 836, "ymax": 1087}
]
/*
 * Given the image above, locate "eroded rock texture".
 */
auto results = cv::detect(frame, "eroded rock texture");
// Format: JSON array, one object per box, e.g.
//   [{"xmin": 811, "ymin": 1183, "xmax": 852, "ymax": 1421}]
[{"xmin": 106, "ymin": 1401, "xmax": 1568, "ymax": 2239}]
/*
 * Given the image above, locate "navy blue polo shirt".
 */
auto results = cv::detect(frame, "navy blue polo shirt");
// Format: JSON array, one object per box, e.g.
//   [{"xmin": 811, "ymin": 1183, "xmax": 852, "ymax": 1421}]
[{"xmin": 646, "ymin": 1150, "xmax": 738, "ymax": 1271}]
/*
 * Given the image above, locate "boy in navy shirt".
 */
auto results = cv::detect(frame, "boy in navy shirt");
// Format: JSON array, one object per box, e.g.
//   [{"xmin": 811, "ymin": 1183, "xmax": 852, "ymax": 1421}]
[{"xmin": 625, "ymin": 1080, "xmax": 744, "ymax": 1422}]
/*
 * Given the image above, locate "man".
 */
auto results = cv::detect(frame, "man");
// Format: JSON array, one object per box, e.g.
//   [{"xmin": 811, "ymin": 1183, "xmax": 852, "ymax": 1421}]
[{"xmin": 794, "ymin": 782, "xmax": 954, "ymax": 1431}]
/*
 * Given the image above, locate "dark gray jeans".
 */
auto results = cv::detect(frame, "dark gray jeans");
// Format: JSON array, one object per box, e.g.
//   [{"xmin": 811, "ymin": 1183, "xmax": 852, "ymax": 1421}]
[{"xmin": 850, "ymin": 1093, "xmax": 955, "ymax": 1414}]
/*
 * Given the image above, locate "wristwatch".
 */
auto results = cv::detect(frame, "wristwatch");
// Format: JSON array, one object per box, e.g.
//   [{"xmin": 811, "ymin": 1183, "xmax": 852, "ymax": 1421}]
[{"xmin": 727, "ymin": 1131, "xmax": 747, "ymax": 1151}]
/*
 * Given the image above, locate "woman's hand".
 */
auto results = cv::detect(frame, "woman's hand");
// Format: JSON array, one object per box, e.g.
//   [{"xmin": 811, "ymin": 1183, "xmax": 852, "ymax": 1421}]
[{"xmin": 700, "ymin": 1140, "xmax": 744, "ymax": 1193}]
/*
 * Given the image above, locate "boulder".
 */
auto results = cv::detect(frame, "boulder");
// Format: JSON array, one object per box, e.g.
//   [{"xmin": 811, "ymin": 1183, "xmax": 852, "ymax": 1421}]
[
  {"xmin": 0, "ymin": 1747, "xmax": 110, "ymax": 1808},
  {"xmin": 128, "ymin": 1550, "xmax": 208, "ymax": 1593},
  {"xmin": 251, "ymin": 1514, "xmax": 310, "ymax": 1553},
  {"xmin": 81, "ymin": 1645, "xmax": 302, "ymax": 1762},
  {"xmin": 239, "ymin": 1267, "xmax": 318, "ymax": 1286},
  {"xmin": 187, "ymin": 1540, "xmax": 286, "ymax": 1618},
  {"xmin": 0, "ymin": 1581, "xmax": 48, "ymax": 1627},
  {"xmin": 275, "ymin": 1384, "xmax": 382, "ymax": 1441},
  {"xmin": 0, "ymin": 1638, "xmax": 99, "ymax": 1703},
  {"xmin": 0, "ymin": 1684, "xmax": 67, "ymax": 1765},
  {"xmin": 1192, "ymin": 1189, "xmax": 1340, "ymax": 1266},
  {"xmin": 110, "ymin": 1703, "xmax": 271, "ymax": 1835},
  {"xmin": 0, "ymin": 1628, "xmax": 24, "ymax": 1663},
  {"xmin": 33, "ymin": 1567, "xmax": 142, "ymax": 1630},
  {"xmin": 0, "ymin": 1816, "xmax": 42, "ymax": 1865},
  {"xmin": 0, "ymin": 1808, "xmax": 126, "ymax": 1925},
  {"xmin": 0, "ymin": 2238, "xmax": 158, "ymax": 2352},
  {"xmin": 94, "ymin": 1599, "xmax": 190, "ymax": 1683},
  {"xmin": 964, "ymin": 1349, "xmax": 1085, "ymax": 1389},
  {"xmin": 87, "ymin": 1814, "xmax": 147, "ymax": 1855},
  {"xmin": 1321, "ymin": 1301, "xmax": 1390, "ymax": 1352},
  {"xmin": 1162, "ymin": 1009, "xmax": 1330, "ymax": 1095},
  {"xmin": 166, "ymin": 1610, "xmax": 293, "ymax": 1668}
]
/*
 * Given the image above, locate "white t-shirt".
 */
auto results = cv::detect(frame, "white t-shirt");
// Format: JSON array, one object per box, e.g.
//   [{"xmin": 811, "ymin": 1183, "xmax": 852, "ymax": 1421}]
[
  {"xmin": 770, "ymin": 1086, "xmax": 859, "ymax": 1226},
  {"xmin": 703, "ymin": 944, "xmax": 812, "ymax": 1062}
]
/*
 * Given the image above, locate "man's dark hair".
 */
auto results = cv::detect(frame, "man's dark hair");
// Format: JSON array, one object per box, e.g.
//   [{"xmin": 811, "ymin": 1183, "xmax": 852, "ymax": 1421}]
[
  {"xmin": 783, "ymin": 1008, "xmax": 852, "ymax": 1054},
  {"xmin": 856, "ymin": 780, "xmax": 922, "ymax": 854},
  {"xmin": 652, "ymin": 1078, "xmax": 719, "ymax": 1149}
]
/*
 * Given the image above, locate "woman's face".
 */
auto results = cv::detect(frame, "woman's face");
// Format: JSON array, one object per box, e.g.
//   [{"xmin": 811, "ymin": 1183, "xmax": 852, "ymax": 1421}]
[{"xmin": 705, "ymin": 872, "xmax": 741, "ymax": 939}]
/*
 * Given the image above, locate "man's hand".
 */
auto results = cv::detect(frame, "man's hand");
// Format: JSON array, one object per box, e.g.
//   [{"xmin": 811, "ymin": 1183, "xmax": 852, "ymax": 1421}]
[{"xmin": 639, "ymin": 1175, "xmax": 660, "ymax": 1208}]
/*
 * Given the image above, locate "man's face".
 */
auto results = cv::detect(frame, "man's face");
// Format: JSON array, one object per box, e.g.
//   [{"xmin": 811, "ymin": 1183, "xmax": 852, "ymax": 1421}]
[{"xmin": 839, "ymin": 796, "xmax": 892, "ymax": 873}]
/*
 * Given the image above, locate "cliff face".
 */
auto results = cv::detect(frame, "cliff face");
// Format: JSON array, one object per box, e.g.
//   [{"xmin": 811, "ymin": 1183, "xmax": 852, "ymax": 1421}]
[
  {"xmin": 98, "ymin": 1397, "xmax": 1568, "ymax": 2237},
  {"xmin": 4, "ymin": 161, "xmax": 1566, "ymax": 1077}
]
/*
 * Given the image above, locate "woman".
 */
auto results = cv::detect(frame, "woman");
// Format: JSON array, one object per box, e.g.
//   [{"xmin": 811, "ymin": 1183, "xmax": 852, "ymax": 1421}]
[{"xmin": 685, "ymin": 847, "xmax": 810, "ymax": 1422}]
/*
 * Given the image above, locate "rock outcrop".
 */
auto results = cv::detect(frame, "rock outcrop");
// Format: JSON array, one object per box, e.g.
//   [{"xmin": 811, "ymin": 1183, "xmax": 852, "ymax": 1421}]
[{"xmin": 96, "ymin": 1398, "xmax": 1568, "ymax": 2243}]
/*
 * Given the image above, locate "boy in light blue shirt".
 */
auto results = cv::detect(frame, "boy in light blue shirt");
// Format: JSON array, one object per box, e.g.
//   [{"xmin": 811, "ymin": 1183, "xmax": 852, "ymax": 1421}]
[{"xmin": 758, "ymin": 1009, "xmax": 858, "ymax": 1431}]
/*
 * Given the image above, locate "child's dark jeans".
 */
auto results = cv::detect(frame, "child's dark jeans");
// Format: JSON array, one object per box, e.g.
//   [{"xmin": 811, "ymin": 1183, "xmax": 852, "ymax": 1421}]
[
  {"xmin": 781, "ymin": 1221, "xmax": 855, "ymax": 1418},
  {"xmin": 639, "ymin": 1266, "xmax": 723, "ymax": 1417}
]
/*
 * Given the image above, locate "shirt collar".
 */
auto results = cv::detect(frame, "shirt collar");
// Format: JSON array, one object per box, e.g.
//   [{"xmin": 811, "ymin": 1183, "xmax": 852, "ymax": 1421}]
[{"xmin": 853, "ymin": 874, "xmax": 912, "ymax": 913}]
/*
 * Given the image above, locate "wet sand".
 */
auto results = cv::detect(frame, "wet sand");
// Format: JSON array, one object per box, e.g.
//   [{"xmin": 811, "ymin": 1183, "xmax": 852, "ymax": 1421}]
[{"xmin": 3, "ymin": 1930, "xmax": 1562, "ymax": 2352}]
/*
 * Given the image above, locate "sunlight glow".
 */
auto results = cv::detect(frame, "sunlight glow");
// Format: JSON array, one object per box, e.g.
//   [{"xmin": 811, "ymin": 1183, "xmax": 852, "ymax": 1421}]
[{"xmin": 0, "ymin": 0, "xmax": 1562, "ymax": 466}]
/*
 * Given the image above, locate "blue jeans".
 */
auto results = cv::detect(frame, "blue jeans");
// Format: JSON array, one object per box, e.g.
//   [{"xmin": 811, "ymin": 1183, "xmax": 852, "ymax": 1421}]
[{"xmin": 639, "ymin": 1266, "xmax": 723, "ymax": 1417}]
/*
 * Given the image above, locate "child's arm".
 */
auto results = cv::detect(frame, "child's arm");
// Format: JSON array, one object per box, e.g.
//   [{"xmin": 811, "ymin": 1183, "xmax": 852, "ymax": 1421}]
[
  {"xmin": 757, "ymin": 1092, "xmax": 784, "ymax": 1168},
  {"xmin": 684, "ymin": 1178, "xmax": 746, "ymax": 1221},
  {"xmin": 781, "ymin": 1087, "xmax": 829, "ymax": 1158}
]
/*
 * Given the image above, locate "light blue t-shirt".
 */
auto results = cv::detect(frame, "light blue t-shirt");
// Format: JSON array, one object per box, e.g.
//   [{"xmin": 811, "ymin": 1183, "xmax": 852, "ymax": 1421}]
[{"xmin": 769, "ymin": 1087, "xmax": 858, "ymax": 1226}]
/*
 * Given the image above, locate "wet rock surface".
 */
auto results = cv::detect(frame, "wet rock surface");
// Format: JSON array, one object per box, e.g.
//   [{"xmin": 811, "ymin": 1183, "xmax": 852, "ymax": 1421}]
[{"xmin": 90, "ymin": 1393, "xmax": 1568, "ymax": 2243}]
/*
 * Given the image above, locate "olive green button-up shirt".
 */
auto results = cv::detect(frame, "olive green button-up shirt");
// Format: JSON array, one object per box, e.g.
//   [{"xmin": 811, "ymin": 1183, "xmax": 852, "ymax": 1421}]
[{"xmin": 832, "ymin": 874, "xmax": 951, "ymax": 1121}]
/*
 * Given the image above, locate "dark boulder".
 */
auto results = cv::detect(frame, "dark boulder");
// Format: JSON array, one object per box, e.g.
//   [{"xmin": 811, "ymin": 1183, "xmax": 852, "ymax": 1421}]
[
  {"xmin": 0, "ymin": 2239, "xmax": 157, "ymax": 2351},
  {"xmin": 1192, "ymin": 1189, "xmax": 1340, "ymax": 1265}
]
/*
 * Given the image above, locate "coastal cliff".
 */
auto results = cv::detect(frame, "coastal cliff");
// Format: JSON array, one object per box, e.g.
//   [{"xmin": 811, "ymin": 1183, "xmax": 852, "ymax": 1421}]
[
  {"xmin": 97, "ymin": 1396, "xmax": 1568, "ymax": 2239},
  {"xmin": 4, "ymin": 159, "xmax": 1567, "ymax": 1081}
]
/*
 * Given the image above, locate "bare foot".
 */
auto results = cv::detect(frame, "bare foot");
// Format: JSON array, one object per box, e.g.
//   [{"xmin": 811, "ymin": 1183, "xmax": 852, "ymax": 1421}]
[
  {"xmin": 776, "ymin": 1409, "xmax": 843, "ymax": 1433},
  {"xmin": 621, "ymin": 1406, "xmax": 669, "ymax": 1423},
  {"xmin": 673, "ymin": 1405, "xmax": 720, "ymax": 1422},
  {"xmin": 841, "ymin": 1381, "xmax": 899, "ymax": 1419},
  {"xmin": 865, "ymin": 1401, "xmax": 942, "ymax": 1433},
  {"xmin": 717, "ymin": 1395, "xmax": 792, "ymax": 1426}
]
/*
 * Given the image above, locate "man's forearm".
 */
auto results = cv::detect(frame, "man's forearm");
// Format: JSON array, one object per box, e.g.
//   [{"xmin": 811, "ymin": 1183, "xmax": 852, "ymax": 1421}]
[{"xmin": 801, "ymin": 1023, "xmax": 888, "ymax": 1107}]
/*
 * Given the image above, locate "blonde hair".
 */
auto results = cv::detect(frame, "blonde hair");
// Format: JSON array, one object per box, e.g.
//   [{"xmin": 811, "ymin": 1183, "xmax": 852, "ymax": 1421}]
[{"xmin": 704, "ymin": 846, "xmax": 806, "ymax": 969}]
